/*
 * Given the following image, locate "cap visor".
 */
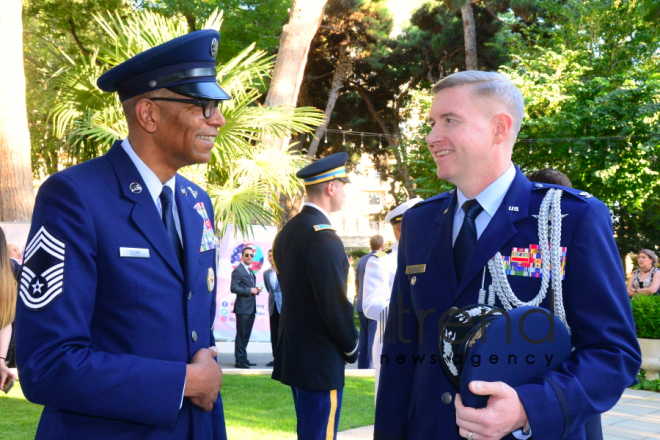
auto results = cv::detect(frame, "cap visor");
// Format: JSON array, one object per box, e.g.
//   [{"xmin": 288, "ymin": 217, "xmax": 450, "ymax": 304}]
[
  {"xmin": 168, "ymin": 82, "xmax": 231, "ymax": 100},
  {"xmin": 338, "ymin": 177, "xmax": 351, "ymax": 184}
]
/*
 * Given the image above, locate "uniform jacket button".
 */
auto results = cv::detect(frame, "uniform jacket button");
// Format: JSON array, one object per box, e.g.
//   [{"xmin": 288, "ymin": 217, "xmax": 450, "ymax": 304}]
[
  {"xmin": 441, "ymin": 392, "xmax": 452, "ymax": 404},
  {"xmin": 191, "ymin": 330, "xmax": 198, "ymax": 342},
  {"xmin": 188, "ymin": 291, "xmax": 193, "ymax": 300},
  {"xmin": 411, "ymin": 276, "xmax": 417, "ymax": 285}
]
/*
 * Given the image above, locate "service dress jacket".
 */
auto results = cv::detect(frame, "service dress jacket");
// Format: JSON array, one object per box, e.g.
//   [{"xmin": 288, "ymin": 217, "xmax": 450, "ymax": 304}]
[
  {"xmin": 15, "ymin": 141, "xmax": 226, "ymax": 440},
  {"xmin": 374, "ymin": 168, "xmax": 641, "ymax": 440},
  {"xmin": 272, "ymin": 205, "xmax": 359, "ymax": 390}
]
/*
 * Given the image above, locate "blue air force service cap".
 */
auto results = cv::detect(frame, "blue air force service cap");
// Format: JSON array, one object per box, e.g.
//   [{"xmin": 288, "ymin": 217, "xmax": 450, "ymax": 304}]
[
  {"xmin": 438, "ymin": 304, "xmax": 571, "ymax": 409},
  {"xmin": 97, "ymin": 29, "xmax": 231, "ymax": 102},
  {"xmin": 297, "ymin": 152, "xmax": 351, "ymax": 186}
]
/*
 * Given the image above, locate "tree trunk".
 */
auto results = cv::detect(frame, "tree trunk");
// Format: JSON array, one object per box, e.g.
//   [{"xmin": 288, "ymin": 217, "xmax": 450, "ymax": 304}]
[
  {"xmin": 0, "ymin": 0, "xmax": 34, "ymax": 221},
  {"xmin": 461, "ymin": 2, "xmax": 478, "ymax": 71},
  {"xmin": 307, "ymin": 48, "xmax": 352, "ymax": 158},
  {"xmin": 264, "ymin": 0, "xmax": 328, "ymax": 151}
]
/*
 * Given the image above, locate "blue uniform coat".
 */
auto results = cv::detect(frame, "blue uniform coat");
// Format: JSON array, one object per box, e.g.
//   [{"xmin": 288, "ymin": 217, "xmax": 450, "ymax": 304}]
[
  {"xmin": 374, "ymin": 169, "xmax": 641, "ymax": 440},
  {"xmin": 15, "ymin": 141, "xmax": 226, "ymax": 439}
]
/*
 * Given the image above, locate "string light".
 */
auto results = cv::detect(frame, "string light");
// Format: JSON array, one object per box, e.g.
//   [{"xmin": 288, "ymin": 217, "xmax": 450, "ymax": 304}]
[{"xmin": 361, "ymin": 133, "xmax": 364, "ymax": 149}]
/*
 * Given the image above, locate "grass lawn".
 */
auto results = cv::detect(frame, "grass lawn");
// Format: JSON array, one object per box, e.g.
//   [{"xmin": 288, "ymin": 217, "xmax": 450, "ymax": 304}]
[{"xmin": 0, "ymin": 375, "xmax": 375, "ymax": 440}]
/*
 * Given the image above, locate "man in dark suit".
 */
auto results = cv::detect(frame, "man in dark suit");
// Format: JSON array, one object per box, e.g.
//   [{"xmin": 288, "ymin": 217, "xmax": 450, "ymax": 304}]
[
  {"xmin": 272, "ymin": 152, "xmax": 359, "ymax": 440},
  {"xmin": 15, "ymin": 30, "xmax": 229, "ymax": 439},
  {"xmin": 263, "ymin": 249, "xmax": 281, "ymax": 367},
  {"xmin": 374, "ymin": 71, "xmax": 640, "ymax": 440},
  {"xmin": 231, "ymin": 246, "xmax": 261, "ymax": 368},
  {"xmin": 354, "ymin": 235, "xmax": 383, "ymax": 369}
]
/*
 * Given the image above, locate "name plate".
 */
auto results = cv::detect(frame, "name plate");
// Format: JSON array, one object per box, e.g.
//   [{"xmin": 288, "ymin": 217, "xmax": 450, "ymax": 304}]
[
  {"xmin": 119, "ymin": 247, "xmax": 150, "ymax": 258},
  {"xmin": 405, "ymin": 264, "xmax": 426, "ymax": 274}
]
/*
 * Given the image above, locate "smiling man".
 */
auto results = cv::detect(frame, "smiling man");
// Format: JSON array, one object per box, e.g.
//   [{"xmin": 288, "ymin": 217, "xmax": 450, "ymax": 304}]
[
  {"xmin": 15, "ymin": 30, "xmax": 230, "ymax": 439},
  {"xmin": 373, "ymin": 71, "xmax": 640, "ymax": 440}
]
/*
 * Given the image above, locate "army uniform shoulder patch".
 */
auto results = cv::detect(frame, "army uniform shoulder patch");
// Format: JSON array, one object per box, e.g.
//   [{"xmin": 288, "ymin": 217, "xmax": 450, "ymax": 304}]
[
  {"xmin": 313, "ymin": 224, "xmax": 336, "ymax": 232},
  {"xmin": 374, "ymin": 248, "xmax": 392, "ymax": 258},
  {"xmin": 19, "ymin": 225, "xmax": 66, "ymax": 310}
]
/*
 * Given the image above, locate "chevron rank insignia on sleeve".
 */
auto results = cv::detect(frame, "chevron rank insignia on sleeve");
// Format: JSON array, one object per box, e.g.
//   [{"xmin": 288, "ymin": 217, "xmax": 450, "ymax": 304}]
[
  {"xmin": 374, "ymin": 248, "xmax": 392, "ymax": 258},
  {"xmin": 19, "ymin": 225, "xmax": 66, "ymax": 311},
  {"xmin": 313, "ymin": 224, "xmax": 336, "ymax": 232}
]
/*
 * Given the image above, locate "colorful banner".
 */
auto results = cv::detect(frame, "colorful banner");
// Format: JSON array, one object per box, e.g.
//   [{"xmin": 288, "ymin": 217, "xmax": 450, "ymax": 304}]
[{"xmin": 213, "ymin": 224, "xmax": 278, "ymax": 342}]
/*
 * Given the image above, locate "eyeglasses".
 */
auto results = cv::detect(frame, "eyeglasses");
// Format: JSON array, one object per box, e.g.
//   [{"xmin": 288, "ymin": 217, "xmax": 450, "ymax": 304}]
[
  {"xmin": 150, "ymin": 98, "xmax": 224, "ymax": 119},
  {"xmin": 244, "ymin": 254, "xmax": 254, "ymax": 258}
]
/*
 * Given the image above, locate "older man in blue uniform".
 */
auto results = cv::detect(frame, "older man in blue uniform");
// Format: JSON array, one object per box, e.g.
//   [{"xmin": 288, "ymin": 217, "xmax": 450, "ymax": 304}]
[
  {"xmin": 374, "ymin": 71, "xmax": 641, "ymax": 440},
  {"xmin": 15, "ymin": 30, "xmax": 230, "ymax": 439},
  {"xmin": 272, "ymin": 152, "xmax": 359, "ymax": 440}
]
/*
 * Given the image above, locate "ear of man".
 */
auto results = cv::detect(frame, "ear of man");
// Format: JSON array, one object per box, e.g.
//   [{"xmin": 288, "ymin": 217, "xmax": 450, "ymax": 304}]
[
  {"xmin": 491, "ymin": 112, "xmax": 514, "ymax": 146},
  {"xmin": 122, "ymin": 89, "xmax": 171, "ymax": 134}
]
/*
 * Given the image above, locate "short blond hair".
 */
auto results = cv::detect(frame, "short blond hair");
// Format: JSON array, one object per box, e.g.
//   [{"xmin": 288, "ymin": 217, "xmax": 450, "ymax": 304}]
[{"xmin": 432, "ymin": 71, "xmax": 525, "ymax": 136}]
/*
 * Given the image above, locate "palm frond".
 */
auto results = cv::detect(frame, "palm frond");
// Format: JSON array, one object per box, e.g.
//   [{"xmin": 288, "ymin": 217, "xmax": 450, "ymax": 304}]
[
  {"xmin": 208, "ymin": 181, "xmax": 279, "ymax": 239},
  {"xmin": 233, "ymin": 147, "xmax": 308, "ymax": 199}
]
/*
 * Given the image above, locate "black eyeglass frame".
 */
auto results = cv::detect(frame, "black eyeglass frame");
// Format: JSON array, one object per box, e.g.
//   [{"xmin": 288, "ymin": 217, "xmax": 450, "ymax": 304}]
[{"xmin": 150, "ymin": 97, "xmax": 224, "ymax": 119}]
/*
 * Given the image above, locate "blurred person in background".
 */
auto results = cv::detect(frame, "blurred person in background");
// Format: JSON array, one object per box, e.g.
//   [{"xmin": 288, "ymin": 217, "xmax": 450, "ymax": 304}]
[
  {"xmin": 628, "ymin": 249, "xmax": 660, "ymax": 297},
  {"xmin": 354, "ymin": 235, "xmax": 384, "ymax": 369},
  {"xmin": 0, "ymin": 227, "xmax": 18, "ymax": 391}
]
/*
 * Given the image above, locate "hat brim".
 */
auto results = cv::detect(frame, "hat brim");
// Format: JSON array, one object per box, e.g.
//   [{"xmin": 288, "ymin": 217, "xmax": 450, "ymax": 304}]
[
  {"xmin": 168, "ymin": 82, "xmax": 231, "ymax": 100},
  {"xmin": 338, "ymin": 177, "xmax": 351, "ymax": 184}
]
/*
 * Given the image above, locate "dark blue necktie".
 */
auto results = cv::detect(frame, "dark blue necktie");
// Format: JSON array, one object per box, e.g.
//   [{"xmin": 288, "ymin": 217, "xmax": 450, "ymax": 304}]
[
  {"xmin": 160, "ymin": 186, "xmax": 183, "ymax": 266},
  {"xmin": 454, "ymin": 199, "xmax": 484, "ymax": 283}
]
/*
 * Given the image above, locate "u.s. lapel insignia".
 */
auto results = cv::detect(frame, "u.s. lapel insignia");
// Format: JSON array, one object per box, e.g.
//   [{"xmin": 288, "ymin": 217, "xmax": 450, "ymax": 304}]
[
  {"xmin": 129, "ymin": 182, "xmax": 142, "ymax": 193},
  {"xmin": 207, "ymin": 267, "xmax": 215, "ymax": 292},
  {"xmin": 501, "ymin": 244, "xmax": 567, "ymax": 279},
  {"xmin": 188, "ymin": 187, "xmax": 198, "ymax": 198},
  {"xmin": 509, "ymin": 206, "xmax": 519, "ymax": 212},
  {"xmin": 181, "ymin": 186, "xmax": 187, "ymax": 196}
]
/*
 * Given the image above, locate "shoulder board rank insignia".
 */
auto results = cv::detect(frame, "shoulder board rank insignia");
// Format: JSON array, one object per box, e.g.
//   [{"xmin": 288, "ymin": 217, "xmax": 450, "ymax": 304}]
[
  {"xmin": 579, "ymin": 191, "xmax": 593, "ymax": 198},
  {"xmin": 374, "ymin": 248, "xmax": 392, "ymax": 258},
  {"xmin": 313, "ymin": 224, "xmax": 336, "ymax": 232}
]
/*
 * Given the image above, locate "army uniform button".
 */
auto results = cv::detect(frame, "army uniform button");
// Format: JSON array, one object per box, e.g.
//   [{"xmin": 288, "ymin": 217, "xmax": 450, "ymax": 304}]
[
  {"xmin": 411, "ymin": 276, "xmax": 417, "ymax": 285},
  {"xmin": 191, "ymin": 330, "xmax": 198, "ymax": 342},
  {"xmin": 535, "ymin": 183, "xmax": 544, "ymax": 188},
  {"xmin": 441, "ymin": 392, "xmax": 452, "ymax": 404},
  {"xmin": 188, "ymin": 291, "xmax": 193, "ymax": 300}
]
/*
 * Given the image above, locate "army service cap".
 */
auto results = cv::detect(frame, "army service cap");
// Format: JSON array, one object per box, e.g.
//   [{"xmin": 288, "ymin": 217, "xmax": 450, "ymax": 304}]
[
  {"xmin": 438, "ymin": 304, "xmax": 571, "ymax": 409},
  {"xmin": 97, "ymin": 30, "xmax": 231, "ymax": 102},
  {"xmin": 385, "ymin": 197, "xmax": 424, "ymax": 224},
  {"xmin": 297, "ymin": 152, "xmax": 351, "ymax": 186}
]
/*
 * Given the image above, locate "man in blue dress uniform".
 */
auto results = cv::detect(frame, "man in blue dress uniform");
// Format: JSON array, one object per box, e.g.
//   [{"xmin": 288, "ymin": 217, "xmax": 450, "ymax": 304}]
[
  {"xmin": 374, "ymin": 71, "xmax": 641, "ymax": 440},
  {"xmin": 272, "ymin": 152, "xmax": 359, "ymax": 440},
  {"xmin": 15, "ymin": 30, "xmax": 230, "ymax": 439}
]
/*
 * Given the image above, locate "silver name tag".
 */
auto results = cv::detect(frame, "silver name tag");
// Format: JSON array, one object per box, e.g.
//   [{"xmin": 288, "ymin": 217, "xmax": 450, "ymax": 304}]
[{"xmin": 119, "ymin": 247, "xmax": 150, "ymax": 258}]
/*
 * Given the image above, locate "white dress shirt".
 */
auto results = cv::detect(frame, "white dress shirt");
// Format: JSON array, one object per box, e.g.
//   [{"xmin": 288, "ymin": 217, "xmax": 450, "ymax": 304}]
[
  {"xmin": 121, "ymin": 138, "xmax": 182, "ymax": 243},
  {"xmin": 452, "ymin": 163, "xmax": 516, "ymax": 246}
]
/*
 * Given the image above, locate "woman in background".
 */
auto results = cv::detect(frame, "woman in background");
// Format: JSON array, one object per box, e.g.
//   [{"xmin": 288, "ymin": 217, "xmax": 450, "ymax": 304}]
[
  {"xmin": 628, "ymin": 249, "xmax": 660, "ymax": 297},
  {"xmin": 0, "ymin": 227, "xmax": 17, "ymax": 391}
]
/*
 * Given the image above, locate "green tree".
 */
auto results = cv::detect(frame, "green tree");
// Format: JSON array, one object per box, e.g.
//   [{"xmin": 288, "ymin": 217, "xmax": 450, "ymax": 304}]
[
  {"xmin": 43, "ymin": 9, "xmax": 324, "ymax": 236},
  {"xmin": 141, "ymin": 0, "xmax": 292, "ymax": 63}
]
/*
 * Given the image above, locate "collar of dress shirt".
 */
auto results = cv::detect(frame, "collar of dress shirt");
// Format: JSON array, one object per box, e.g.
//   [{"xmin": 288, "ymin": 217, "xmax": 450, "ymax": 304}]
[
  {"xmin": 242, "ymin": 262, "xmax": 252, "ymax": 273},
  {"xmin": 454, "ymin": 162, "xmax": 516, "ymax": 219},
  {"xmin": 121, "ymin": 138, "xmax": 176, "ymax": 207},
  {"xmin": 304, "ymin": 202, "xmax": 331, "ymax": 223}
]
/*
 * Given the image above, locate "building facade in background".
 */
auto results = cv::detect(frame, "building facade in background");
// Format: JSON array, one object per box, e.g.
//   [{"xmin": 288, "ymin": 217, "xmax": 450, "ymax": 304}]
[{"xmin": 328, "ymin": 153, "xmax": 396, "ymax": 251}]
